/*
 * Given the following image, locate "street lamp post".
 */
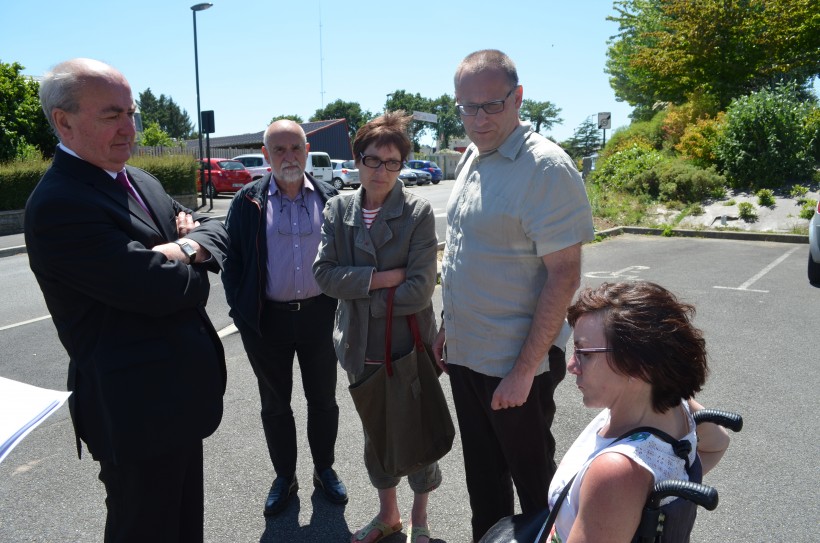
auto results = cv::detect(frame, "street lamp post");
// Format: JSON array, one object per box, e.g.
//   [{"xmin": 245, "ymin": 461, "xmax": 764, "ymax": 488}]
[{"xmin": 191, "ymin": 2, "xmax": 213, "ymax": 207}]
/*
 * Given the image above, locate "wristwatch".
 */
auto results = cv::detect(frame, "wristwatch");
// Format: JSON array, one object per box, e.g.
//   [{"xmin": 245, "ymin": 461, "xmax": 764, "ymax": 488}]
[{"xmin": 175, "ymin": 240, "xmax": 197, "ymax": 263}]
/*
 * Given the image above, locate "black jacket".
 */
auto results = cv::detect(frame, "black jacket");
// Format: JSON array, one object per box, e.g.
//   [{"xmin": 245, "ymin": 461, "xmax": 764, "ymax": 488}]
[{"xmin": 222, "ymin": 172, "xmax": 338, "ymax": 335}]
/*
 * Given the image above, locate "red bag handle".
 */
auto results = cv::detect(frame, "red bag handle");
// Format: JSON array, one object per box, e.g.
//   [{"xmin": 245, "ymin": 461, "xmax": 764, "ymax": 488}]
[{"xmin": 384, "ymin": 286, "xmax": 423, "ymax": 377}]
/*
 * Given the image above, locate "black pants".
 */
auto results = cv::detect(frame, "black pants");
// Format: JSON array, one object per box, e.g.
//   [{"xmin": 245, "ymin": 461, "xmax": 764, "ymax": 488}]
[
  {"xmin": 98, "ymin": 440, "xmax": 204, "ymax": 543},
  {"xmin": 449, "ymin": 347, "xmax": 566, "ymax": 542},
  {"xmin": 239, "ymin": 295, "xmax": 339, "ymax": 477}
]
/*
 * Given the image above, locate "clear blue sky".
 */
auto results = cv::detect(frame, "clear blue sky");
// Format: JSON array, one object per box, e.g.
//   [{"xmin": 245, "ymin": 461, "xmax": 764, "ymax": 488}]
[{"xmin": 2, "ymin": 1, "xmax": 638, "ymax": 144}]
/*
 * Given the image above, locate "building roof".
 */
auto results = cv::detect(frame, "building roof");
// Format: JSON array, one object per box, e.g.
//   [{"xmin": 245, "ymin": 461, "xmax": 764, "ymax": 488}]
[{"xmin": 185, "ymin": 119, "xmax": 346, "ymax": 149}]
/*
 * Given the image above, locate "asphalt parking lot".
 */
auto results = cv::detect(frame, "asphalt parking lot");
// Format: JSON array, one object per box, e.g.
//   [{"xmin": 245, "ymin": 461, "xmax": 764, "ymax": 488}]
[{"xmin": 0, "ymin": 232, "xmax": 816, "ymax": 542}]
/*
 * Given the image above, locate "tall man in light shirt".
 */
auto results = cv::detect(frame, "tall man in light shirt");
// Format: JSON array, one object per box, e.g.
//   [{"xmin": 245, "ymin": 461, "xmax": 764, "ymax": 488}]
[
  {"xmin": 432, "ymin": 49, "xmax": 594, "ymax": 542},
  {"xmin": 222, "ymin": 120, "xmax": 347, "ymax": 516}
]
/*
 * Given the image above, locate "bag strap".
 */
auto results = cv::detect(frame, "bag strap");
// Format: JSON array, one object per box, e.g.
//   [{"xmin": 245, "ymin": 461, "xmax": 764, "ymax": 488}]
[
  {"xmin": 535, "ymin": 425, "xmax": 692, "ymax": 542},
  {"xmin": 384, "ymin": 286, "xmax": 422, "ymax": 377}
]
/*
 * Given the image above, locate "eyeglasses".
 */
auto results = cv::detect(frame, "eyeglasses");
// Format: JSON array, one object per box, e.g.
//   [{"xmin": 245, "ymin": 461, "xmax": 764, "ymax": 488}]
[
  {"xmin": 456, "ymin": 86, "xmax": 517, "ymax": 116},
  {"xmin": 572, "ymin": 347, "xmax": 613, "ymax": 368},
  {"xmin": 359, "ymin": 153, "xmax": 403, "ymax": 172}
]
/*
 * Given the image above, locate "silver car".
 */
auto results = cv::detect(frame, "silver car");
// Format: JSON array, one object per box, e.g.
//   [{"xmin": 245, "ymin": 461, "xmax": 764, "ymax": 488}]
[
  {"xmin": 809, "ymin": 199, "xmax": 820, "ymax": 283},
  {"xmin": 403, "ymin": 163, "xmax": 432, "ymax": 186},
  {"xmin": 331, "ymin": 159, "xmax": 360, "ymax": 190}
]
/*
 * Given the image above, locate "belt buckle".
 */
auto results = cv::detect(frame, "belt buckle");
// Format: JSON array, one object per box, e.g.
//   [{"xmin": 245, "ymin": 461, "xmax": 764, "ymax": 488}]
[{"xmin": 288, "ymin": 302, "xmax": 301, "ymax": 311}]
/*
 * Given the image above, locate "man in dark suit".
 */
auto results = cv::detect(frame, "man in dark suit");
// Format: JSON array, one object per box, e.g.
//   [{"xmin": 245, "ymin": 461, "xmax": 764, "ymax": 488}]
[
  {"xmin": 24, "ymin": 58, "xmax": 228, "ymax": 543},
  {"xmin": 222, "ymin": 120, "xmax": 347, "ymax": 516}
]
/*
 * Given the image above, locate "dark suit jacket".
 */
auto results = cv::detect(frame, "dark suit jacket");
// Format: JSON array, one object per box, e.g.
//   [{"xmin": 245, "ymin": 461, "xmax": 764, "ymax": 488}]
[{"xmin": 24, "ymin": 148, "xmax": 229, "ymax": 463}]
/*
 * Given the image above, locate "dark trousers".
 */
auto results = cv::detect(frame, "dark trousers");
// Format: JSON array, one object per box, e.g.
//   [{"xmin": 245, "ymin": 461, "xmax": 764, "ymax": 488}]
[
  {"xmin": 239, "ymin": 294, "xmax": 339, "ymax": 477},
  {"xmin": 449, "ymin": 347, "xmax": 566, "ymax": 542},
  {"xmin": 98, "ymin": 440, "xmax": 204, "ymax": 543}
]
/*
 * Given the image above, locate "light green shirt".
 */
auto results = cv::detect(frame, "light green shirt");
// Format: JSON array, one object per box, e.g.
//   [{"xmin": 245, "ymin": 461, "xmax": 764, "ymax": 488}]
[{"xmin": 441, "ymin": 123, "xmax": 594, "ymax": 378}]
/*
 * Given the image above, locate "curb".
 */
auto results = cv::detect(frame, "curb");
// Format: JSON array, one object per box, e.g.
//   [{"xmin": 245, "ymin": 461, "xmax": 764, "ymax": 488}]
[{"xmin": 595, "ymin": 226, "xmax": 808, "ymax": 244}]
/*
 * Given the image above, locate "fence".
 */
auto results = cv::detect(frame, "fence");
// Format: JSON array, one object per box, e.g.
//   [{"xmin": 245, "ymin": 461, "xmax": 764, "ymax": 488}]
[{"xmin": 134, "ymin": 146, "xmax": 260, "ymax": 159}]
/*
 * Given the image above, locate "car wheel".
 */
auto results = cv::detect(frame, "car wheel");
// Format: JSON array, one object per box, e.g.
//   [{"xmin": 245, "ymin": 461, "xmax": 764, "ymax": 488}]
[
  {"xmin": 333, "ymin": 178, "xmax": 344, "ymax": 190},
  {"xmin": 809, "ymin": 253, "xmax": 820, "ymax": 284},
  {"xmin": 353, "ymin": 184, "xmax": 361, "ymax": 189},
  {"xmin": 206, "ymin": 182, "xmax": 217, "ymax": 198},
  {"xmin": 432, "ymin": 179, "xmax": 440, "ymax": 185}
]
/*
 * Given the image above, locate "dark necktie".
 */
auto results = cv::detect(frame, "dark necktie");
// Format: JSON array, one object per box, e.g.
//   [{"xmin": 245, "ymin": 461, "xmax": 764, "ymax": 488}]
[{"xmin": 116, "ymin": 171, "xmax": 151, "ymax": 216}]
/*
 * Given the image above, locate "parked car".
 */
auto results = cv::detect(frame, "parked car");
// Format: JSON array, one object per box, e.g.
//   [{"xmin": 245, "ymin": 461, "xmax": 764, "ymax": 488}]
[
  {"xmin": 306, "ymin": 151, "xmax": 334, "ymax": 183},
  {"xmin": 398, "ymin": 167, "xmax": 419, "ymax": 187},
  {"xmin": 406, "ymin": 160, "xmax": 443, "ymax": 184},
  {"xmin": 198, "ymin": 158, "xmax": 253, "ymax": 197},
  {"xmin": 403, "ymin": 164, "xmax": 432, "ymax": 186},
  {"xmin": 809, "ymin": 199, "xmax": 820, "ymax": 283},
  {"xmin": 331, "ymin": 159, "xmax": 360, "ymax": 190},
  {"xmin": 232, "ymin": 153, "xmax": 270, "ymax": 180}
]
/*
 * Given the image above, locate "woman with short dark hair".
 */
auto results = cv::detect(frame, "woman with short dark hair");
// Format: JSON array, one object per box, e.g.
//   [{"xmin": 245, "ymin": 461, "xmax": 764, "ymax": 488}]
[{"xmin": 547, "ymin": 281, "xmax": 730, "ymax": 543}]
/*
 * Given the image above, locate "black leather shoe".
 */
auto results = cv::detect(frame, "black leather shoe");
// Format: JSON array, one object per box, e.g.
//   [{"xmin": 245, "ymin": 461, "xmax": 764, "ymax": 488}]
[
  {"xmin": 264, "ymin": 475, "xmax": 298, "ymax": 516},
  {"xmin": 313, "ymin": 467, "xmax": 348, "ymax": 505}
]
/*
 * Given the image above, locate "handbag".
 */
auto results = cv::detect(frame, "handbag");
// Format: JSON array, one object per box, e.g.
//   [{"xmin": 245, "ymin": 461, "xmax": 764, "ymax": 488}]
[{"xmin": 348, "ymin": 287, "xmax": 455, "ymax": 477}]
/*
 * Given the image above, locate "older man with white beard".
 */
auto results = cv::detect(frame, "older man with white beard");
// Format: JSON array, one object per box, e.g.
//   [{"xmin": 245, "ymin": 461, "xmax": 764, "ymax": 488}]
[{"xmin": 222, "ymin": 120, "xmax": 346, "ymax": 516}]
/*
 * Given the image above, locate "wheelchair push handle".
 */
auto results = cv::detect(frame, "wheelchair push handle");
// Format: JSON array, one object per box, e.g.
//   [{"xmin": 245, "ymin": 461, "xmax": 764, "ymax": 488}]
[
  {"xmin": 647, "ymin": 479, "xmax": 719, "ymax": 511},
  {"xmin": 693, "ymin": 409, "xmax": 743, "ymax": 432}
]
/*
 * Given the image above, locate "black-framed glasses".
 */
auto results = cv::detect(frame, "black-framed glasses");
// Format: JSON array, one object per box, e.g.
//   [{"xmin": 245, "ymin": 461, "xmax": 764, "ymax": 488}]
[
  {"xmin": 456, "ymin": 86, "xmax": 517, "ymax": 116},
  {"xmin": 359, "ymin": 152, "xmax": 402, "ymax": 172}
]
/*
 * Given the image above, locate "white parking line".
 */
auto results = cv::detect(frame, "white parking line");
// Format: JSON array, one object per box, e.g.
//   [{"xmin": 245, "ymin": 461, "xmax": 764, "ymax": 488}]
[
  {"xmin": 713, "ymin": 246, "xmax": 799, "ymax": 293},
  {"xmin": 0, "ymin": 315, "xmax": 52, "ymax": 332}
]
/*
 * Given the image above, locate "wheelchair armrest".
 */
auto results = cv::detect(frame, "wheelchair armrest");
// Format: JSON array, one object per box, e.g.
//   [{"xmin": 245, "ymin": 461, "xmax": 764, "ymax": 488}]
[
  {"xmin": 647, "ymin": 479, "xmax": 719, "ymax": 511},
  {"xmin": 693, "ymin": 409, "xmax": 743, "ymax": 432}
]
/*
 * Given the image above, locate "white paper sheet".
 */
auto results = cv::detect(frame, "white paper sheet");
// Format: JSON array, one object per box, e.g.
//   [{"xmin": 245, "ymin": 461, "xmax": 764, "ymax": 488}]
[{"xmin": 0, "ymin": 376, "xmax": 71, "ymax": 464}]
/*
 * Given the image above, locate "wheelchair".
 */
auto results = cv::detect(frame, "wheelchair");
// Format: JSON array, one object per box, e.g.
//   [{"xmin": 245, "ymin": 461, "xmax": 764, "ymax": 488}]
[{"xmin": 479, "ymin": 409, "xmax": 743, "ymax": 543}]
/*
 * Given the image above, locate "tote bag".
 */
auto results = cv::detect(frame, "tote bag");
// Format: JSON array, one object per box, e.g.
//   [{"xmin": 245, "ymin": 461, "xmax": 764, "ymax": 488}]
[{"xmin": 349, "ymin": 287, "xmax": 455, "ymax": 477}]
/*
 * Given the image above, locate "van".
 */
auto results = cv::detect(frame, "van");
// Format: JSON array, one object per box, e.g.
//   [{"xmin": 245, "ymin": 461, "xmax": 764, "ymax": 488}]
[{"xmin": 305, "ymin": 152, "xmax": 333, "ymax": 183}]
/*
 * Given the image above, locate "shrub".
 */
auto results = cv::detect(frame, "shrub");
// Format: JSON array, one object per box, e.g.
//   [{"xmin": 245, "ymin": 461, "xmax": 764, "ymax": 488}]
[
  {"xmin": 632, "ymin": 158, "xmax": 727, "ymax": 203},
  {"xmin": 675, "ymin": 112, "xmax": 726, "ymax": 168},
  {"xmin": 724, "ymin": 199, "xmax": 736, "ymax": 206},
  {"xmin": 716, "ymin": 82, "xmax": 816, "ymax": 189},
  {"xmin": 756, "ymin": 189, "xmax": 775, "ymax": 207},
  {"xmin": 737, "ymin": 201, "xmax": 758, "ymax": 222},
  {"xmin": 128, "ymin": 154, "xmax": 197, "ymax": 195},
  {"xmin": 0, "ymin": 159, "xmax": 49, "ymax": 211},
  {"xmin": 604, "ymin": 110, "xmax": 667, "ymax": 156},
  {"xmin": 790, "ymin": 185, "xmax": 809, "ymax": 198},
  {"xmin": 799, "ymin": 199, "xmax": 818, "ymax": 220},
  {"xmin": 661, "ymin": 93, "xmax": 722, "ymax": 149},
  {"xmin": 590, "ymin": 143, "xmax": 664, "ymax": 196}
]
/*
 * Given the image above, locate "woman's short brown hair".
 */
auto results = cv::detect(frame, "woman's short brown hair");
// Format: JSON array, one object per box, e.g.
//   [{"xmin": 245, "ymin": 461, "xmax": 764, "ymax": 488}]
[
  {"xmin": 352, "ymin": 111, "xmax": 412, "ymax": 163},
  {"xmin": 567, "ymin": 281, "xmax": 708, "ymax": 412}
]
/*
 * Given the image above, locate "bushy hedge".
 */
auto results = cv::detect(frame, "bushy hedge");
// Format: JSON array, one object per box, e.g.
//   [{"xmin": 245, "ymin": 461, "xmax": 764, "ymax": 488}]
[
  {"xmin": 675, "ymin": 113, "xmax": 725, "ymax": 168},
  {"xmin": 633, "ymin": 158, "xmax": 726, "ymax": 203},
  {"xmin": 0, "ymin": 154, "xmax": 197, "ymax": 211},
  {"xmin": 716, "ymin": 82, "xmax": 816, "ymax": 188},
  {"xmin": 603, "ymin": 111, "xmax": 667, "ymax": 156},
  {"xmin": 590, "ymin": 143, "xmax": 664, "ymax": 195}
]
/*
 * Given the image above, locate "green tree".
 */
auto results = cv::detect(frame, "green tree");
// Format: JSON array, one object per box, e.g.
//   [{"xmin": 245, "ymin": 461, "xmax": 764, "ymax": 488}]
[
  {"xmin": 520, "ymin": 99, "xmax": 563, "ymax": 135},
  {"xmin": 606, "ymin": 0, "xmax": 820, "ymax": 114},
  {"xmin": 137, "ymin": 88, "xmax": 194, "ymax": 139},
  {"xmin": 0, "ymin": 60, "xmax": 56, "ymax": 162},
  {"xmin": 431, "ymin": 94, "xmax": 465, "ymax": 150},
  {"xmin": 269, "ymin": 114, "xmax": 304, "ymax": 124},
  {"xmin": 385, "ymin": 90, "xmax": 435, "ymax": 150},
  {"xmin": 138, "ymin": 121, "xmax": 174, "ymax": 147},
  {"xmin": 311, "ymin": 99, "xmax": 373, "ymax": 140},
  {"xmin": 561, "ymin": 117, "xmax": 602, "ymax": 160}
]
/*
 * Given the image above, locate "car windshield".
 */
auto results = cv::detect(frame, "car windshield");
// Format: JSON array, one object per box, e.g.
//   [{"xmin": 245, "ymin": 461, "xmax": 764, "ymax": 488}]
[
  {"xmin": 312, "ymin": 155, "xmax": 331, "ymax": 167},
  {"xmin": 217, "ymin": 160, "xmax": 245, "ymax": 170},
  {"xmin": 429, "ymin": 162, "xmax": 439, "ymax": 168}
]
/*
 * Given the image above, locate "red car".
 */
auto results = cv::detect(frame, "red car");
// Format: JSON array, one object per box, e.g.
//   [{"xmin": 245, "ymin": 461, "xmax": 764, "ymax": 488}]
[{"xmin": 197, "ymin": 158, "xmax": 253, "ymax": 197}]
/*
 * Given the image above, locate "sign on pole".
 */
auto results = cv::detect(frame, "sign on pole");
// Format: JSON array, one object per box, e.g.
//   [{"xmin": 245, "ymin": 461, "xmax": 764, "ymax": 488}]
[
  {"xmin": 413, "ymin": 111, "xmax": 438, "ymax": 123},
  {"xmin": 598, "ymin": 112, "xmax": 611, "ymax": 130}
]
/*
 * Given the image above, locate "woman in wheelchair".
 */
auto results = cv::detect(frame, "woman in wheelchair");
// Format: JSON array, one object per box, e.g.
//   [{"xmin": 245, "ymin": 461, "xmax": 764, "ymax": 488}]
[{"xmin": 547, "ymin": 281, "xmax": 730, "ymax": 543}]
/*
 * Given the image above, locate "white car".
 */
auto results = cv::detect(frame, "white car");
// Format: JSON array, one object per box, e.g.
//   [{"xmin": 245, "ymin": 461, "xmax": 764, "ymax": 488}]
[
  {"xmin": 331, "ymin": 159, "xmax": 360, "ymax": 190},
  {"xmin": 232, "ymin": 153, "xmax": 270, "ymax": 181},
  {"xmin": 809, "ymin": 199, "xmax": 820, "ymax": 283}
]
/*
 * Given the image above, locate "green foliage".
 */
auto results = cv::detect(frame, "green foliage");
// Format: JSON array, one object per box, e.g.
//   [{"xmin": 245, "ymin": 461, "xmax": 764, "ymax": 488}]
[
  {"xmin": 137, "ymin": 88, "xmax": 194, "ymax": 139},
  {"xmin": 756, "ymin": 188, "xmax": 775, "ymax": 207},
  {"xmin": 716, "ymin": 82, "xmax": 816, "ymax": 188},
  {"xmin": 520, "ymin": 99, "xmax": 563, "ymax": 136},
  {"xmin": 0, "ymin": 60, "xmax": 57, "ymax": 163},
  {"xmin": 602, "ymin": 110, "xmax": 666, "ymax": 157},
  {"xmin": 799, "ymin": 199, "xmax": 818, "ymax": 220},
  {"xmin": 561, "ymin": 117, "xmax": 602, "ymax": 161},
  {"xmin": 585, "ymin": 179, "xmax": 654, "ymax": 226},
  {"xmin": 789, "ymin": 185, "xmax": 809, "ymax": 198},
  {"xmin": 724, "ymin": 199, "xmax": 736, "ymax": 206},
  {"xmin": 138, "ymin": 121, "xmax": 174, "ymax": 147},
  {"xmin": 632, "ymin": 157, "xmax": 727, "ymax": 202},
  {"xmin": 0, "ymin": 158, "xmax": 49, "ymax": 210},
  {"xmin": 606, "ymin": 0, "xmax": 820, "ymax": 113},
  {"xmin": 675, "ymin": 112, "xmax": 725, "ymax": 167},
  {"xmin": 806, "ymin": 106, "xmax": 820, "ymax": 162},
  {"xmin": 590, "ymin": 143, "xmax": 663, "ymax": 195},
  {"xmin": 737, "ymin": 201, "xmax": 758, "ymax": 222},
  {"xmin": 430, "ymin": 94, "xmax": 465, "ymax": 150},
  {"xmin": 312, "ymin": 99, "xmax": 374, "ymax": 141},
  {"xmin": 129, "ymin": 155, "xmax": 198, "ymax": 195},
  {"xmin": 270, "ymin": 114, "xmax": 304, "ymax": 124}
]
